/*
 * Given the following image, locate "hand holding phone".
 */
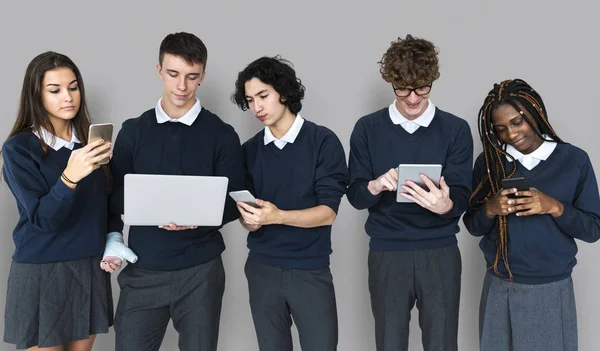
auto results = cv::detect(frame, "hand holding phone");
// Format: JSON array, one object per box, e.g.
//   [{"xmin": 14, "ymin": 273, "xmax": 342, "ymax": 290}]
[
  {"xmin": 229, "ymin": 190, "xmax": 261, "ymax": 209},
  {"xmin": 501, "ymin": 177, "xmax": 530, "ymax": 199},
  {"xmin": 88, "ymin": 123, "xmax": 113, "ymax": 165}
]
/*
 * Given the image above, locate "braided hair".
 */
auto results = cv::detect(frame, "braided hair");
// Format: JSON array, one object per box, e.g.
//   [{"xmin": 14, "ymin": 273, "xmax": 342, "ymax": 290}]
[{"xmin": 470, "ymin": 79, "xmax": 564, "ymax": 279}]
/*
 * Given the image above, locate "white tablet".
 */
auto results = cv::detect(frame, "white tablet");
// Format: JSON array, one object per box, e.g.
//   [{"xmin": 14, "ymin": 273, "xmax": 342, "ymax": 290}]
[
  {"xmin": 396, "ymin": 164, "xmax": 443, "ymax": 203},
  {"xmin": 124, "ymin": 174, "xmax": 229, "ymax": 226}
]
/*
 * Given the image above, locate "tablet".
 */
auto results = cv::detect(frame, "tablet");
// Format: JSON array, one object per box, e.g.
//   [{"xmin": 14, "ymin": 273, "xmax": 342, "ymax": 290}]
[
  {"xmin": 124, "ymin": 174, "xmax": 229, "ymax": 226},
  {"xmin": 396, "ymin": 164, "xmax": 443, "ymax": 203}
]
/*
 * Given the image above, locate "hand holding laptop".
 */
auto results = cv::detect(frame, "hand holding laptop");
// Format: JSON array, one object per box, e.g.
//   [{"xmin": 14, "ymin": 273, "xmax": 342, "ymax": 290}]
[{"xmin": 158, "ymin": 223, "xmax": 198, "ymax": 231}]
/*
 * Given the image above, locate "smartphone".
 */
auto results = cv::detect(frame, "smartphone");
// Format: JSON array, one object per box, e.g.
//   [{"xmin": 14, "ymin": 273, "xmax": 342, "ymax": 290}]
[
  {"xmin": 501, "ymin": 177, "xmax": 529, "ymax": 198},
  {"xmin": 229, "ymin": 190, "xmax": 261, "ymax": 208},
  {"xmin": 88, "ymin": 123, "xmax": 113, "ymax": 165}
]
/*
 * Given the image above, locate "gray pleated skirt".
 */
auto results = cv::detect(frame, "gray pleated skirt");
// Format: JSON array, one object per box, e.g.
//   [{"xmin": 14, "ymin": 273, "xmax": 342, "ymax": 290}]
[
  {"xmin": 479, "ymin": 272, "xmax": 577, "ymax": 351},
  {"xmin": 3, "ymin": 255, "xmax": 113, "ymax": 350}
]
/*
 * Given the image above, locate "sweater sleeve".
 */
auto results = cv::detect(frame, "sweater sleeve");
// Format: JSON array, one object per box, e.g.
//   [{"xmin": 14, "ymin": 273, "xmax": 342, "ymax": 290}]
[
  {"xmin": 107, "ymin": 123, "xmax": 135, "ymax": 234},
  {"xmin": 462, "ymin": 154, "xmax": 497, "ymax": 237},
  {"xmin": 552, "ymin": 154, "xmax": 600, "ymax": 243},
  {"xmin": 439, "ymin": 121, "xmax": 474, "ymax": 219},
  {"xmin": 2, "ymin": 139, "xmax": 78, "ymax": 232},
  {"xmin": 215, "ymin": 125, "xmax": 245, "ymax": 225},
  {"xmin": 347, "ymin": 119, "xmax": 383, "ymax": 210},
  {"xmin": 314, "ymin": 131, "xmax": 349, "ymax": 214}
]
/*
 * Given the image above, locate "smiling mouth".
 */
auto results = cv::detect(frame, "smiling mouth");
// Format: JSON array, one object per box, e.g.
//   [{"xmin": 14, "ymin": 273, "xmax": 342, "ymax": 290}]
[
  {"xmin": 512, "ymin": 137, "xmax": 526, "ymax": 146},
  {"xmin": 405, "ymin": 101, "xmax": 421, "ymax": 108}
]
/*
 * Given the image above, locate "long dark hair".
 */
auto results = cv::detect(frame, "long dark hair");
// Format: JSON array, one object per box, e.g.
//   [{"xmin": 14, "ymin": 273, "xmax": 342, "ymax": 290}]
[
  {"xmin": 470, "ymin": 78, "xmax": 563, "ymax": 279},
  {"xmin": 2, "ymin": 51, "xmax": 112, "ymax": 188}
]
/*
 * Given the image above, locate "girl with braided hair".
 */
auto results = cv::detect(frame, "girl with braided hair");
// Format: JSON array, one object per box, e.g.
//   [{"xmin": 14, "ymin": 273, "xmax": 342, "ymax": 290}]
[{"xmin": 463, "ymin": 79, "xmax": 600, "ymax": 350}]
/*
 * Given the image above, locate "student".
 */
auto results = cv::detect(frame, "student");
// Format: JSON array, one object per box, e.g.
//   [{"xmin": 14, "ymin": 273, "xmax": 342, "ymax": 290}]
[
  {"xmin": 231, "ymin": 56, "xmax": 348, "ymax": 351},
  {"xmin": 346, "ymin": 35, "xmax": 473, "ymax": 351},
  {"xmin": 102, "ymin": 32, "xmax": 245, "ymax": 351},
  {"xmin": 2, "ymin": 51, "xmax": 113, "ymax": 351},
  {"xmin": 463, "ymin": 79, "xmax": 600, "ymax": 351}
]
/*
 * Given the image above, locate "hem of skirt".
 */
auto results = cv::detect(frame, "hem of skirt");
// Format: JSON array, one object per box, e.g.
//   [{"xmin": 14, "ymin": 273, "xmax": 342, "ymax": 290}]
[{"xmin": 5, "ymin": 328, "xmax": 110, "ymax": 349}]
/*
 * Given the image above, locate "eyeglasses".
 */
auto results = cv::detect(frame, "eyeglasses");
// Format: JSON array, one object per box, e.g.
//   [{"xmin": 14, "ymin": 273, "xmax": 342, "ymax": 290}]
[{"xmin": 392, "ymin": 85, "xmax": 432, "ymax": 97}]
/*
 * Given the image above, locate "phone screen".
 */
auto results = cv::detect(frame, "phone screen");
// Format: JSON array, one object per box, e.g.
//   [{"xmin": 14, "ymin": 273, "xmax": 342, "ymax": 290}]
[{"xmin": 501, "ymin": 177, "xmax": 529, "ymax": 198}]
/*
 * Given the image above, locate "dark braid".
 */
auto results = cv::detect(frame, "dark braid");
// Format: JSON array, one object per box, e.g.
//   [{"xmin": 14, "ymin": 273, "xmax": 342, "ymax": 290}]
[{"xmin": 469, "ymin": 79, "xmax": 564, "ymax": 280}]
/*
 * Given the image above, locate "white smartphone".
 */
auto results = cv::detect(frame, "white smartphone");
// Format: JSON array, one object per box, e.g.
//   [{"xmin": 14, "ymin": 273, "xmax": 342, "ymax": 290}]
[
  {"xmin": 229, "ymin": 190, "xmax": 261, "ymax": 208},
  {"xmin": 88, "ymin": 123, "xmax": 114, "ymax": 165}
]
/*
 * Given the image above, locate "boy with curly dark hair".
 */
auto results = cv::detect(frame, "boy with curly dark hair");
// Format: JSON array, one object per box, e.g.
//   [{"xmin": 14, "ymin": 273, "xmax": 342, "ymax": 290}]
[
  {"xmin": 347, "ymin": 35, "xmax": 474, "ymax": 351},
  {"xmin": 232, "ymin": 56, "xmax": 349, "ymax": 351}
]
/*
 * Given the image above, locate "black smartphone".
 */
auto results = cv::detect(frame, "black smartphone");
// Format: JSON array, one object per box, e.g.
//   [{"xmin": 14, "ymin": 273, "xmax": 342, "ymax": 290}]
[{"xmin": 501, "ymin": 177, "xmax": 529, "ymax": 198}]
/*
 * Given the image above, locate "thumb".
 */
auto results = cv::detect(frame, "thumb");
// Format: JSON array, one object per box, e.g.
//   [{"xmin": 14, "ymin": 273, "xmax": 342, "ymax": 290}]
[
  {"xmin": 122, "ymin": 247, "xmax": 138, "ymax": 263},
  {"xmin": 255, "ymin": 198, "xmax": 266, "ymax": 207}
]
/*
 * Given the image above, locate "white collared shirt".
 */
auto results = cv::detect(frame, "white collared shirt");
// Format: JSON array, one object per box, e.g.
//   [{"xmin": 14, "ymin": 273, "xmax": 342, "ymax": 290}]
[
  {"xmin": 33, "ymin": 126, "xmax": 80, "ymax": 151},
  {"xmin": 155, "ymin": 97, "xmax": 202, "ymax": 126},
  {"xmin": 505, "ymin": 135, "xmax": 557, "ymax": 170},
  {"xmin": 264, "ymin": 115, "xmax": 305, "ymax": 149},
  {"xmin": 388, "ymin": 99, "xmax": 436, "ymax": 134}
]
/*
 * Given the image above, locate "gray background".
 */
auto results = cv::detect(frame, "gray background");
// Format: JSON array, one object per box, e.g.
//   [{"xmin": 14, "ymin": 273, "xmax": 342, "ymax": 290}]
[{"xmin": 1, "ymin": 1, "xmax": 598, "ymax": 350}]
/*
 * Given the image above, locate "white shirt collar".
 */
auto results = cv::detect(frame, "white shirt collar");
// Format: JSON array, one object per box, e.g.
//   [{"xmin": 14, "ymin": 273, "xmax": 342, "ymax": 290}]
[
  {"xmin": 33, "ymin": 125, "xmax": 80, "ymax": 151},
  {"xmin": 155, "ymin": 97, "xmax": 202, "ymax": 126},
  {"xmin": 264, "ymin": 114, "xmax": 305, "ymax": 149},
  {"xmin": 388, "ymin": 99, "xmax": 436, "ymax": 127},
  {"xmin": 505, "ymin": 135, "xmax": 557, "ymax": 170}
]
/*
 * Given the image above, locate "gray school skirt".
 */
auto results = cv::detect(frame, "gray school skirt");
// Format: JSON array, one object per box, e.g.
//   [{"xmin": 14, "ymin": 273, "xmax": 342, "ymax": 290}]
[
  {"xmin": 479, "ymin": 272, "xmax": 577, "ymax": 351},
  {"xmin": 3, "ymin": 255, "xmax": 113, "ymax": 350}
]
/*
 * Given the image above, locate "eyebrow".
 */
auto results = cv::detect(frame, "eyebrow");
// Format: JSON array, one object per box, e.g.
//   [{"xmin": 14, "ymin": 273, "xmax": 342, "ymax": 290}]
[
  {"xmin": 46, "ymin": 79, "xmax": 78, "ymax": 87},
  {"xmin": 245, "ymin": 89, "xmax": 268, "ymax": 98},
  {"xmin": 165, "ymin": 69, "xmax": 200, "ymax": 76}
]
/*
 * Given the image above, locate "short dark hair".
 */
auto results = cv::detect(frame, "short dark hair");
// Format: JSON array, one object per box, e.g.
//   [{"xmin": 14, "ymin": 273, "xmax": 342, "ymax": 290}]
[
  {"xmin": 231, "ymin": 56, "xmax": 305, "ymax": 115},
  {"xmin": 379, "ymin": 34, "xmax": 440, "ymax": 88},
  {"xmin": 159, "ymin": 32, "xmax": 208, "ymax": 69}
]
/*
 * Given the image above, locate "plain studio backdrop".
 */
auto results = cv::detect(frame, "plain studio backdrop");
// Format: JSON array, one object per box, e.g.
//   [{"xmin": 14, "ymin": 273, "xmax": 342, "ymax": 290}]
[{"xmin": 0, "ymin": 1, "xmax": 598, "ymax": 350}]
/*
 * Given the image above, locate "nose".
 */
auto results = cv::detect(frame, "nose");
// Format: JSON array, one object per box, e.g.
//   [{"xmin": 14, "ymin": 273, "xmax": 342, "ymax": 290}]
[
  {"xmin": 252, "ymin": 100, "xmax": 262, "ymax": 114},
  {"xmin": 405, "ymin": 90, "xmax": 420, "ymax": 103},
  {"xmin": 177, "ymin": 75, "xmax": 187, "ymax": 92},
  {"xmin": 507, "ymin": 125, "xmax": 519, "ymax": 140},
  {"xmin": 64, "ymin": 90, "xmax": 73, "ymax": 102}
]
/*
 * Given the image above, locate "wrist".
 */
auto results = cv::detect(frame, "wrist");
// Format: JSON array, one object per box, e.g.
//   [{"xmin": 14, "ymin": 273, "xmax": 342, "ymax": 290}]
[
  {"xmin": 483, "ymin": 203, "xmax": 495, "ymax": 218},
  {"xmin": 439, "ymin": 199, "xmax": 454, "ymax": 215},
  {"xmin": 367, "ymin": 181, "xmax": 380, "ymax": 196},
  {"xmin": 277, "ymin": 209, "xmax": 286, "ymax": 225},
  {"xmin": 63, "ymin": 168, "xmax": 80, "ymax": 184},
  {"xmin": 60, "ymin": 172, "xmax": 78, "ymax": 189},
  {"xmin": 550, "ymin": 200, "xmax": 564, "ymax": 218}
]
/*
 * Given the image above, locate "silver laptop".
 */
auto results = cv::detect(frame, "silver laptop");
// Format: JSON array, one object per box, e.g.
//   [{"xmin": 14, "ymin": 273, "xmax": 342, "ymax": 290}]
[{"xmin": 124, "ymin": 174, "xmax": 229, "ymax": 226}]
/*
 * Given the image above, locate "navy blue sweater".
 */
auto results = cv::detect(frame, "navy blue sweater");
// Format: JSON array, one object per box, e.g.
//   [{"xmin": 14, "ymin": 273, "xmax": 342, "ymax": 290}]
[
  {"xmin": 2, "ymin": 133, "xmax": 108, "ymax": 263},
  {"xmin": 347, "ymin": 107, "xmax": 473, "ymax": 250},
  {"xmin": 243, "ymin": 120, "xmax": 348, "ymax": 269},
  {"xmin": 463, "ymin": 144, "xmax": 600, "ymax": 284},
  {"xmin": 109, "ymin": 108, "xmax": 245, "ymax": 270}
]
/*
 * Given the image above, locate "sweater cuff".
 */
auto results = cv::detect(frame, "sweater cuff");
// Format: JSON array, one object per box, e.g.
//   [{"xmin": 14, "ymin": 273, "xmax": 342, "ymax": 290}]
[
  {"xmin": 51, "ymin": 177, "xmax": 78, "ymax": 201},
  {"xmin": 472, "ymin": 207, "xmax": 496, "ymax": 234},
  {"xmin": 552, "ymin": 203, "xmax": 575, "ymax": 229}
]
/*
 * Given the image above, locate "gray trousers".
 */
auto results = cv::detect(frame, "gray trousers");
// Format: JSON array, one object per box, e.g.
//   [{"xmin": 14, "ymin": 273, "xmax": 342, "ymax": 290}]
[
  {"xmin": 479, "ymin": 272, "xmax": 578, "ymax": 351},
  {"xmin": 245, "ymin": 259, "xmax": 338, "ymax": 351},
  {"xmin": 368, "ymin": 246, "xmax": 462, "ymax": 351},
  {"xmin": 114, "ymin": 256, "xmax": 225, "ymax": 351}
]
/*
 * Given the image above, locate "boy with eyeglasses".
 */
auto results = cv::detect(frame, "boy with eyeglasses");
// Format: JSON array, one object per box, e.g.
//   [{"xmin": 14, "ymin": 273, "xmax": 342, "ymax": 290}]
[{"xmin": 347, "ymin": 34, "xmax": 473, "ymax": 351}]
